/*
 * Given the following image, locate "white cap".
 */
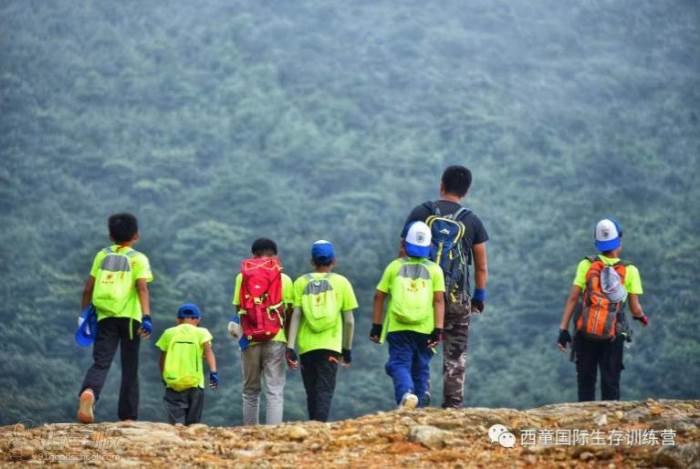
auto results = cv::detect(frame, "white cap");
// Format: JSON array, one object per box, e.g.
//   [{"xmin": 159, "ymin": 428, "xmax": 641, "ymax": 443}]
[
  {"xmin": 405, "ymin": 221, "xmax": 432, "ymax": 257},
  {"xmin": 595, "ymin": 218, "xmax": 622, "ymax": 252}
]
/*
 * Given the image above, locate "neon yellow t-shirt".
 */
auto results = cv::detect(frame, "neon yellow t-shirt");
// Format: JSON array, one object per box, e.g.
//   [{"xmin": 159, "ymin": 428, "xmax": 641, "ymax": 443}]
[
  {"xmin": 90, "ymin": 245, "xmax": 153, "ymax": 322},
  {"xmin": 232, "ymin": 272, "xmax": 294, "ymax": 343},
  {"xmin": 376, "ymin": 257, "xmax": 445, "ymax": 342},
  {"xmin": 572, "ymin": 254, "xmax": 643, "ymax": 294},
  {"xmin": 293, "ymin": 272, "xmax": 358, "ymax": 355},
  {"xmin": 156, "ymin": 323, "xmax": 213, "ymax": 389}
]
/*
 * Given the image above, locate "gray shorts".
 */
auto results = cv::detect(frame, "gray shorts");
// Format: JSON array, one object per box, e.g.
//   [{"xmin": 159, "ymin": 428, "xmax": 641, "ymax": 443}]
[{"xmin": 164, "ymin": 387, "xmax": 204, "ymax": 425}]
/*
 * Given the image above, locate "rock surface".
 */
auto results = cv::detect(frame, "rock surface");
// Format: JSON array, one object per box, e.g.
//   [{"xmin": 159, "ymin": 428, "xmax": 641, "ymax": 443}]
[{"xmin": 0, "ymin": 399, "xmax": 698, "ymax": 467}]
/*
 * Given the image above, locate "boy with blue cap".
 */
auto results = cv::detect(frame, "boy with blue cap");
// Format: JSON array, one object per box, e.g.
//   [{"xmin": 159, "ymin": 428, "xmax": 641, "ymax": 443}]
[
  {"xmin": 155, "ymin": 303, "xmax": 218, "ymax": 425},
  {"xmin": 286, "ymin": 240, "xmax": 358, "ymax": 422},
  {"xmin": 371, "ymin": 221, "xmax": 445, "ymax": 408},
  {"xmin": 557, "ymin": 218, "xmax": 649, "ymax": 401}
]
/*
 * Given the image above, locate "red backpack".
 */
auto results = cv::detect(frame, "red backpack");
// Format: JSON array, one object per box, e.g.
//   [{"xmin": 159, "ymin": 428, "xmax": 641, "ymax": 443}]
[
  {"xmin": 575, "ymin": 257, "xmax": 628, "ymax": 340},
  {"xmin": 239, "ymin": 256, "xmax": 285, "ymax": 342}
]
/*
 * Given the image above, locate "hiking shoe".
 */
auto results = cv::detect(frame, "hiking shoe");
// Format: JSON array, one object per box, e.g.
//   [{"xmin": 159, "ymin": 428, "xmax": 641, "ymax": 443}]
[
  {"xmin": 77, "ymin": 389, "xmax": 95, "ymax": 424},
  {"xmin": 400, "ymin": 392, "xmax": 418, "ymax": 409}
]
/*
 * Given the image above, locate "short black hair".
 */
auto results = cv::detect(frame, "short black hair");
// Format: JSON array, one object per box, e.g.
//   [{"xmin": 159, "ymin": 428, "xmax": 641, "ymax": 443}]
[
  {"xmin": 312, "ymin": 256, "xmax": 334, "ymax": 267},
  {"xmin": 251, "ymin": 238, "xmax": 278, "ymax": 256},
  {"xmin": 108, "ymin": 213, "xmax": 139, "ymax": 243},
  {"xmin": 441, "ymin": 165, "xmax": 472, "ymax": 197}
]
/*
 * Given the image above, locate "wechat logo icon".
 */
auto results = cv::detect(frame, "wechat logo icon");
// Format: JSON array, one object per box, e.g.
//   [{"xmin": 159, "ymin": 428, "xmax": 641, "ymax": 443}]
[{"xmin": 488, "ymin": 424, "xmax": 516, "ymax": 448}]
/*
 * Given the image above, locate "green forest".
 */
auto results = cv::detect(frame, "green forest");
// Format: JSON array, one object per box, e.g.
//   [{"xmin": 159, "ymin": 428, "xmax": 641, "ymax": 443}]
[{"xmin": 1, "ymin": 0, "xmax": 698, "ymax": 426}]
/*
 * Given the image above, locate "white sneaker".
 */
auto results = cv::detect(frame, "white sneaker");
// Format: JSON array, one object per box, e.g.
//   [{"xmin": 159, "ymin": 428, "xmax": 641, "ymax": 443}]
[{"xmin": 400, "ymin": 392, "xmax": 418, "ymax": 409}]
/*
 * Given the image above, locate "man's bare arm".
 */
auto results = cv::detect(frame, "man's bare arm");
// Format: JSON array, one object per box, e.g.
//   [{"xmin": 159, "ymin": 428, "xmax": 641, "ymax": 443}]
[{"xmin": 472, "ymin": 242, "xmax": 488, "ymax": 290}]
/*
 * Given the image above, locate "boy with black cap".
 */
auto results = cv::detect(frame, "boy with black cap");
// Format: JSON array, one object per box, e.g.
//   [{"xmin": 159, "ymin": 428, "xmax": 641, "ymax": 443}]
[
  {"xmin": 156, "ymin": 303, "xmax": 218, "ymax": 425},
  {"xmin": 286, "ymin": 240, "xmax": 358, "ymax": 422},
  {"xmin": 371, "ymin": 221, "xmax": 445, "ymax": 408},
  {"xmin": 557, "ymin": 218, "xmax": 649, "ymax": 401}
]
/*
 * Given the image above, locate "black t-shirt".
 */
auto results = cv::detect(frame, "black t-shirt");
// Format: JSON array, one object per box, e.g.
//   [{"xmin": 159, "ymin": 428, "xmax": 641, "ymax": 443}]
[{"xmin": 402, "ymin": 200, "xmax": 489, "ymax": 261}]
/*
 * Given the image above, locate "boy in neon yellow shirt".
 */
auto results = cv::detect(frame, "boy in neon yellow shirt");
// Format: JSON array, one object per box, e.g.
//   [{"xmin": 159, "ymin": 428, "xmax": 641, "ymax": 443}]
[
  {"xmin": 227, "ymin": 238, "xmax": 295, "ymax": 425},
  {"xmin": 77, "ymin": 213, "xmax": 153, "ymax": 424},
  {"xmin": 286, "ymin": 240, "xmax": 357, "ymax": 422},
  {"xmin": 371, "ymin": 221, "xmax": 445, "ymax": 408},
  {"xmin": 557, "ymin": 218, "xmax": 649, "ymax": 401},
  {"xmin": 156, "ymin": 304, "xmax": 218, "ymax": 425}
]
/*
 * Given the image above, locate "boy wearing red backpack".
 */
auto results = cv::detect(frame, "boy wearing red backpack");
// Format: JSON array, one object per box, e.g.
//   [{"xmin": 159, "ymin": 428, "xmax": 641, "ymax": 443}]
[
  {"xmin": 557, "ymin": 219, "xmax": 649, "ymax": 401},
  {"xmin": 228, "ymin": 238, "xmax": 294, "ymax": 425}
]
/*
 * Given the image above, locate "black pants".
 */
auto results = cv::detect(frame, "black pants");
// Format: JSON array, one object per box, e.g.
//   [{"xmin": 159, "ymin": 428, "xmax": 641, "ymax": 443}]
[
  {"xmin": 574, "ymin": 335, "xmax": 624, "ymax": 401},
  {"xmin": 164, "ymin": 388, "xmax": 204, "ymax": 425},
  {"xmin": 300, "ymin": 349, "xmax": 338, "ymax": 422},
  {"xmin": 80, "ymin": 317, "xmax": 141, "ymax": 420}
]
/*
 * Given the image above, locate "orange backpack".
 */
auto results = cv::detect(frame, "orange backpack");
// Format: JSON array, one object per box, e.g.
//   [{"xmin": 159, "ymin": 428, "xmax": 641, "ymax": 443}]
[{"xmin": 575, "ymin": 257, "xmax": 627, "ymax": 340}]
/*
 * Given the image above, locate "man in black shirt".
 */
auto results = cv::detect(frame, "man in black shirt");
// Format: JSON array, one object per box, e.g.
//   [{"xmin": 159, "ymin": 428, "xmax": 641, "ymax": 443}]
[{"xmin": 401, "ymin": 165, "xmax": 489, "ymax": 408}]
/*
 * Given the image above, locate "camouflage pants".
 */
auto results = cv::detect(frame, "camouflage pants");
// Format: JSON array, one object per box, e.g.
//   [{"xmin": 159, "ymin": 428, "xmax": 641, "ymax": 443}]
[{"xmin": 442, "ymin": 301, "xmax": 470, "ymax": 408}]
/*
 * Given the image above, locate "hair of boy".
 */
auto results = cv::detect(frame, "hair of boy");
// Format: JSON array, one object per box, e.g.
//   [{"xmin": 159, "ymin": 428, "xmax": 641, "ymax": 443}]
[
  {"xmin": 312, "ymin": 256, "xmax": 334, "ymax": 267},
  {"xmin": 441, "ymin": 165, "xmax": 472, "ymax": 197},
  {"xmin": 251, "ymin": 238, "xmax": 278, "ymax": 256},
  {"xmin": 108, "ymin": 213, "xmax": 139, "ymax": 243}
]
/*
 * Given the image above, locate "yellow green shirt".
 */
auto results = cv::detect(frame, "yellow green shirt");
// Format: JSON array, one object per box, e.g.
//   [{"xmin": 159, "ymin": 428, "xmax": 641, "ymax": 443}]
[
  {"xmin": 232, "ymin": 272, "xmax": 294, "ymax": 343},
  {"xmin": 572, "ymin": 254, "xmax": 643, "ymax": 294},
  {"xmin": 156, "ymin": 323, "xmax": 213, "ymax": 389},
  {"xmin": 376, "ymin": 257, "xmax": 445, "ymax": 342},
  {"xmin": 90, "ymin": 245, "xmax": 153, "ymax": 322},
  {"xmin": 293, "ymin": 272, "xmax": 358, "ymax": 355}
]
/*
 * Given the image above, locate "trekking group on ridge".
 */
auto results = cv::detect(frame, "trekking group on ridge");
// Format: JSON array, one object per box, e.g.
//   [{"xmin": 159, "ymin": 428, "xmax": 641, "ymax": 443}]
[{"xmin": 74, "ymin": 165, "xmax": 649, "ymax": 426}]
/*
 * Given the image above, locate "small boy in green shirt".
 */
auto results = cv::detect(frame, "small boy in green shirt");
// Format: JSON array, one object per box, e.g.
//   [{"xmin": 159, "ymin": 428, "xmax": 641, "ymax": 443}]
[
  {"xmin": 370, "ymin": 221, "xmax": 445, "ymax": 408},
  {"xmin": 77, "ymin": 213, "xmax": 153, "ymax": 424},
  {"xmin": 286, "ymin": 240, "xmax": 358, "ymax": 422},
  {"xmin": 156, "ymin": 304, "xmax": 218, "ymax": 425}
]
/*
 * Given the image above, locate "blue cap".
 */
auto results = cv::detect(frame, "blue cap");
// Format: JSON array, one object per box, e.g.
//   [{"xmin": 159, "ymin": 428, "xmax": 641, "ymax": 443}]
[
  {"xmin": 311, "ymin": 240, "xmax": 335, "ymax": 263},
  {"xmin": 75, "ymin": 305, "xmax": 98, "ymax": 347},
  {"xmin": 177, "ymin": 303, "xmax": 201, "ymax": 319},
  {"xmin": 594, "ymin": 218, "xmax": 623, "ymax": 252}
]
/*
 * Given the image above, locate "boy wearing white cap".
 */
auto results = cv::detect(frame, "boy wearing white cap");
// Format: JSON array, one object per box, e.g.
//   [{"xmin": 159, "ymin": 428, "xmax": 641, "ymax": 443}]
[
  {"xmin": 371, "ymin": 221, "xmax": 445, "ymax": 408},
  {"xmin": 557, "ymin": 218, "xmax": 649, "ymax": 401}
]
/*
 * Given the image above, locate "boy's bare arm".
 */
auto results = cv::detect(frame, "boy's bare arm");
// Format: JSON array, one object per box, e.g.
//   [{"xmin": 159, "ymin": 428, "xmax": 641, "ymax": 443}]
[
  {"xmin": 204, "ymin": 342, "xmax": 217, "ymax": 372},
  {"xmin": 433, "ymin": 291, "xmax": 445, "ymax": 329},
  {"xmin": 559, "ymin": 285, "xmax": 582, "ymax": 330},
  {"xmin": 628, "ymin": 294, "xmax": 645, "ymax": 318},
  {"xmin": 159, "ymin": 352, "xmax": 165, "ymax": 373},
  {"xmin": 81, "ymin": 276, "xmax": 95, "ymax": 309},
  {"xmin": 472, "ymin": 242, "xmax": 488, "ymax": 290},
  {"xmin": 136, "ymin": 279, "xmax": 151, "ymax": 316},
  {"xmin": 372, "ymin": 291, "xmax": 387, "ymax": 324}
]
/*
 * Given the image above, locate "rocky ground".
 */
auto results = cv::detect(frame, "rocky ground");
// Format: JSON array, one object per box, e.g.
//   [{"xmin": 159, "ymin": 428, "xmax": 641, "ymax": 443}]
[{"xmin": 1, "ymin": 399, "xmax": 698, "ymax": 468}]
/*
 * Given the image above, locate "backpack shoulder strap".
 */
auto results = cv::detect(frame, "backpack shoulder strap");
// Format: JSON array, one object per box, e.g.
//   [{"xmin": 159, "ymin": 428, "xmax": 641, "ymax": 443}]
[
  {"xmin": 451, "ymin": 206, "xmax": 471, "ymax": 221},
  {"xmin": 422, "ymin": 200, "xmax": 439, "ymax": 216}
]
